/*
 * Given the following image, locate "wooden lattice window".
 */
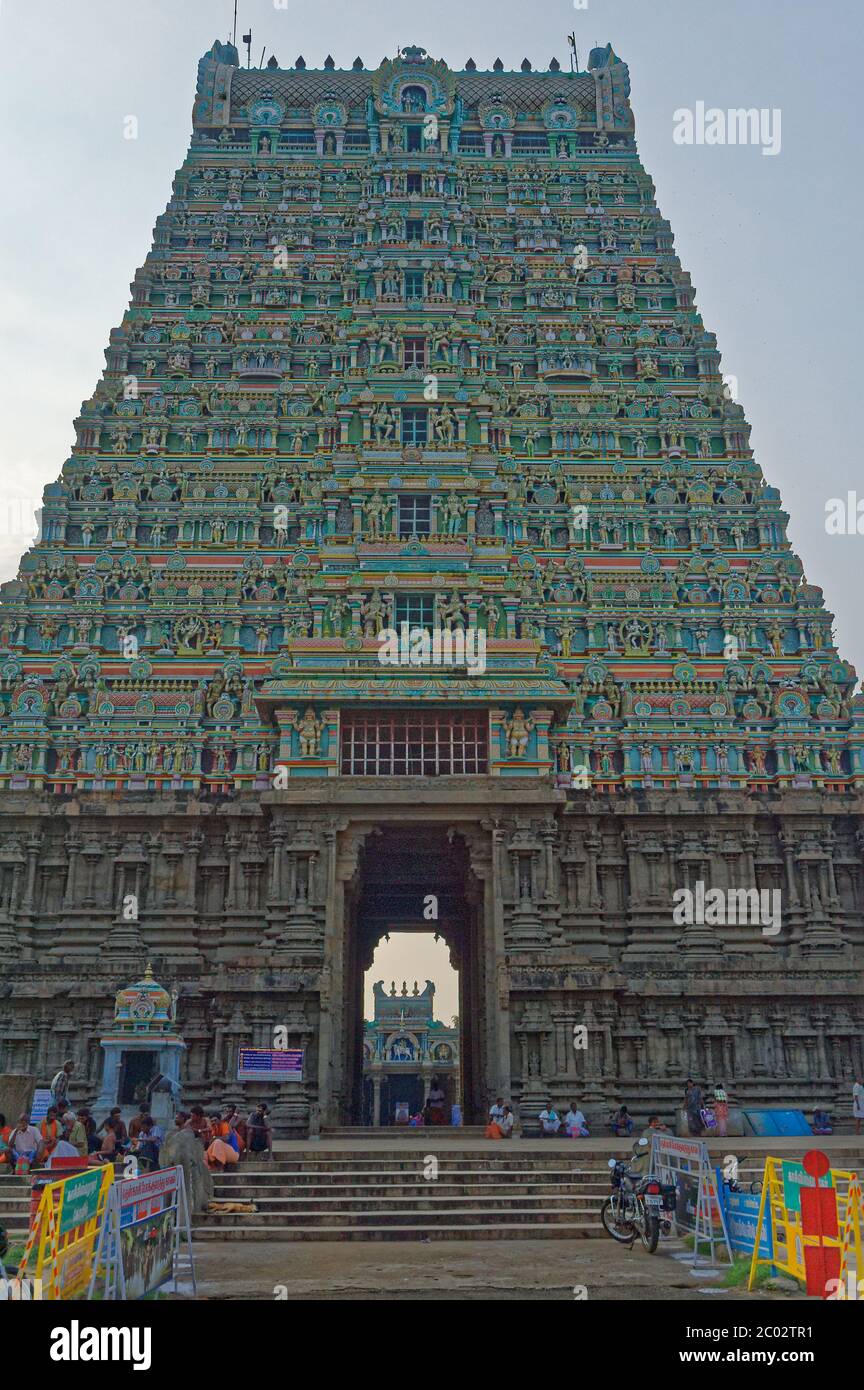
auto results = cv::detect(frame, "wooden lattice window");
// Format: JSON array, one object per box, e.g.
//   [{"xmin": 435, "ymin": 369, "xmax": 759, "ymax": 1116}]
[{"xmin": 340, "ymin": 710, "xmax": 488, "ymax": 776}]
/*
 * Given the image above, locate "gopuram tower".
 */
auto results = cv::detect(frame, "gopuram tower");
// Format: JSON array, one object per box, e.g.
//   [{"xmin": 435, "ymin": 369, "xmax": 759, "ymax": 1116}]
[{"xmin": 0, "ymin": 40, "xmax": 861, "ymax": 1134}]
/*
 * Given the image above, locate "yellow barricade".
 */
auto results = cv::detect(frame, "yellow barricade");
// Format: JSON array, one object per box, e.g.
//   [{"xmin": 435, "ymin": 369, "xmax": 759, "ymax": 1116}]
[
  {"xmin": 748, "ymin": 1156, "xmax": 863, "ymax": 1295},
  {"xmin": 18, "ymin": 1165, "xmax": 114, "ymax": 1300}
]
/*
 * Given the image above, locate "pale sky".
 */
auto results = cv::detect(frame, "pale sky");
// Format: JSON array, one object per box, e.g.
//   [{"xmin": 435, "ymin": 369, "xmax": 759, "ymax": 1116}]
[
  {"xmin": 0, "ymin": 0, "xmax": 860, "ymax": 674},
  {"xmin": 364, "ymin": 933, "xmax": 459, "ymax": 1023},
  {"xmin": 0, "ymin": 0, "xmax": 860, "ymax": 1008}
]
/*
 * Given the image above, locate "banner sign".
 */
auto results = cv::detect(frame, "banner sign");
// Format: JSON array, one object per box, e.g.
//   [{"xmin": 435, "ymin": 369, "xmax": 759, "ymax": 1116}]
[
  {"xmin": 649, "ymin": 1133, "xmax": 732, "ymax": 1266},
  {"xmin": 117, "ymin": 1167, "xmax": 179, "ymax": 1229},
  {"xmin": 58, "ymin": 1169, "xmax": 105, "ymax": 1236},
  {"xmin": 237, "ymin": 1047, "xmax": 303, "ymax": 1081},
  {"xmin": 120, "ymin": 1209, "xmax": 177, "ymax": 1299},
  {"xmin": 714, "ymin": 1172, "xmax": 773, "ymax": 1258},
  {"xmin": 88, "ymin": 1165, "xmax": 196, "ymax": 1301},
  {"xmin": 781, "ymin": 1159, "xmax": 834, "ymax": 1215}
]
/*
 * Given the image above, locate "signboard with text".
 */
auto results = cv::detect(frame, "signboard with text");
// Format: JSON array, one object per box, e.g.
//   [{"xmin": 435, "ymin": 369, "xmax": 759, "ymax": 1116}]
[{"xmin": 237, "ymin": 1047, "xmax": 303, "ymax": 1082}]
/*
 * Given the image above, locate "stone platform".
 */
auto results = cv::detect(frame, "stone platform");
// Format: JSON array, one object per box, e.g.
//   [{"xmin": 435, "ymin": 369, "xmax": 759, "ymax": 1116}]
[
  {"xmin": 193, "ymin": 1134, "xmax": 864, "ymax": 1243},
  {"xmin": 3, "ymin": 1136, "xmax": 859, "ymax": 1248}
]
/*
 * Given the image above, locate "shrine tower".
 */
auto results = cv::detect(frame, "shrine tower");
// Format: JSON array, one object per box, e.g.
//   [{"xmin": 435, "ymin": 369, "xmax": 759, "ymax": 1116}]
[{"xmin": 0, "ymin": 41, "xmax": 861, "ymax": 1133}]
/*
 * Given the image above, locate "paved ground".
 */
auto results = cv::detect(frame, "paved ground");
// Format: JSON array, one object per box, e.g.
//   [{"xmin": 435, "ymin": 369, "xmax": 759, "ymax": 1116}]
[{"xmin": 192, "ymin": 1236, "xmax": 780, "ymax": 1301}]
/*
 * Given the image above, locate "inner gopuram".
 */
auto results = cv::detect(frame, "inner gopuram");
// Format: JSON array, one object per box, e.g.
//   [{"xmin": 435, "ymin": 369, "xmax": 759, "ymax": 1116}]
[{"xmin": 0, "ymin": 39, "xmax": 862, "ymax": 1135}]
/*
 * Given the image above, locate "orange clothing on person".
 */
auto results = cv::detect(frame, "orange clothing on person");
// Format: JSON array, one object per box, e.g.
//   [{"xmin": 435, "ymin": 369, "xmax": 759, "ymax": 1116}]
[
  {"xmin": 40, "ymin": 1118, "xmax": 60, "ymax": 1157},
  {"xmin": 206, "ymin": 1136, "xmax": 239, "ymax": 1168},
  {"xmin": 0, "ymin": 1124, "xmax": 11, "ymax": 1164}
]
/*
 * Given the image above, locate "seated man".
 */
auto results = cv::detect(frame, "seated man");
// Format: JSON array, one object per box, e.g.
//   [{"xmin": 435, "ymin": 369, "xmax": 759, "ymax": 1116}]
[
  {"xmin": 60, "ymin": 1109, "xmax": 88, "ymax": 1158},
  {"xmin": 128, "ymin": 1106, "xmax": 153, "ymax": 1142},
  {"xmin": 538, "ymin": 1103, "xmax": 561, "ymax": 1137},
  {"xmin": 10, "ymin": 1115, "xmax": 42, "ymax": 1174},
  {"xmin": 246, "ymin": 1104, "xmax": 273, "ymax": 1160},
  {"xmin": 44, "ymin": 1136, "xmax": 83, "ymax": 1168},
  {"xmin": 609, "ymin": 1105, "xmax": 634, "ymax": 1136},
  {"xmin": 563, "ymin": 1103, "xmax": 589, "ymax": 1138},
  {"xmin": 39, "ymin": 1107, "xmax": 62, "ymax": 1162},
  {"xmin": 812, "ymin": 1109, "xmax": 833, "ymax": 1135},
  {"xmin": 644, "ymin": 1114, "xmax": 669, "ymax": 1135},
  {"xmin": 131, "ymin": 1117, "xmax": 162, "ymax": 1171},
  {"xmin": 499, "ymin": 1104, "xmax": 515, "ymax": 1138},
  {"xmin": 97, "ymin": 1107, "xmax": 129, "ymax": 1149}
]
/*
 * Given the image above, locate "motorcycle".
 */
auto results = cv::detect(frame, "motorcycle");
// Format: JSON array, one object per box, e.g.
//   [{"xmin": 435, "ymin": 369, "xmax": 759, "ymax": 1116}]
[{"xmin": 600, "ymin": 1137, "xmax": 671, "ymax": 1253}]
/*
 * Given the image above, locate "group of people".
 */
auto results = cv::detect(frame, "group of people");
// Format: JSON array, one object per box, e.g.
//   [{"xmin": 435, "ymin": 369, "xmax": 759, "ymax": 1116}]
[
  {"xmin": 683, "ymin": 1080, "xmax": 731, "ymax": 1137},
  {"xmin": 0, "ymin": 1096, "xmax": 277, "ymax": 1176},
  {"xmin": 483, "ymin": 1100, "xmax": 673, "ymax": 1140},
  {"xmin": 0, "ymin": 1102, "xmax": 163, "ymax": 1175},
  {"xmin": 485, "ymin": 1098, "xmax": 592, "ymax": 1139},
  {"xmin": 180, "ymin": 1103, "xmax": 273, "ymax": 1170},
  {"xmin": 538, "ymin": 1102, "xmax": 590, "ymax": 1138},
  {"xmin": 485, "ymin": 1098, "xmax": 516, "ymax": 1138}
]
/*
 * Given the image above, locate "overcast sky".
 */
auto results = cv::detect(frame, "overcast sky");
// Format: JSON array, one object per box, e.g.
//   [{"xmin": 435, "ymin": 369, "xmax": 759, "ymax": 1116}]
[
  {"xmin": 1, "ymin": 0, "xmax": 860, "ymax": 667},
  {"xmin": 0, "ymin": 0, "xmax": 860, "ymax": 1020}
]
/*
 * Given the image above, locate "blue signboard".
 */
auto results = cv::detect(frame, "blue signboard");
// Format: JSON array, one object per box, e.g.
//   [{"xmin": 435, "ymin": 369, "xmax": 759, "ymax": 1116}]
[
  {"xmin": 237, "ymin": 1047, "xmax": 303, "ymax": 1081},
  {"xmin": 29, "ymin": 1089, "xmax": 52, "ymax": 1124},
  {"xmin": 715, "ymin": 1172, "xmax": 773, "ymax": 1258}
]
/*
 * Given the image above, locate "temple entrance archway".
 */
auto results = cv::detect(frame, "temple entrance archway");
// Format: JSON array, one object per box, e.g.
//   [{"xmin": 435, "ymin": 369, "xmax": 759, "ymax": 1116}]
[{"xmin": 331, "ymin": 823, "xmax": 493, "ymax": 1126}]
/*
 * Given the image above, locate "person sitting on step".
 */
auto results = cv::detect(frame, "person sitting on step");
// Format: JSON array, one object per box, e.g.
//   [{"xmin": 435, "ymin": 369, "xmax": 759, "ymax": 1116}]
[{"xmin": 538, "ymin": 1102, "xmax": 561, "ymax": 1136}]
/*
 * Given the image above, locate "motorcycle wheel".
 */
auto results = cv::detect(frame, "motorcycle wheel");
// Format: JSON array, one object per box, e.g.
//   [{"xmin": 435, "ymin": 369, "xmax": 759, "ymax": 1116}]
[
  {"xmin": 640, "ymin": 1209, "xmax": 660, "ymax": 1253},
  {"xmin": 601, "ymin": 1196, "xmax": 636, "ymax": 1243}
]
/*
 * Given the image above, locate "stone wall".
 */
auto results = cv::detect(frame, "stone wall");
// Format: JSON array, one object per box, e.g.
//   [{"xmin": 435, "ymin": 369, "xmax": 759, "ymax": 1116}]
[{"xmin": 1, "ymin": 780, "xmax": 861, "ymax": 1134}]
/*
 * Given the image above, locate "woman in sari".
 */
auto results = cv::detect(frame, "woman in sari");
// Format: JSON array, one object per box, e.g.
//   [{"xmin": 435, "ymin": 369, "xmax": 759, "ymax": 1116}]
[{"xmin": 712, "ymin": 1082, "xmax": 729, "ymax": 1138}]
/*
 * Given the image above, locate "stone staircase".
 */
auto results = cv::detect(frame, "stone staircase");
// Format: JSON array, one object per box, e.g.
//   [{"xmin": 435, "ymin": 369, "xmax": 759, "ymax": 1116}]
[
  {"xmin": 195, "ymin": 1146, "xmax": 612, "ymax": 1241},
  {"xmin": 319, "ymin": 1126, "xmax": 489, "ymax": 1140},
  {"xmin": 0, "ymin": 1178, "xmax": 35, "ymax": 1247}
]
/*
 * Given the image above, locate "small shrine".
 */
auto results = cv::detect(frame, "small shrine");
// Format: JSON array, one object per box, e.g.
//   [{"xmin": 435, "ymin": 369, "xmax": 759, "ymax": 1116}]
[
  {"xmin": 362, "ymin": 980, "xmax": 459, "ymax": 1125},
  {"xmin": 95, "ymin": 964, "xmax": 185, "ymax": 1121}
]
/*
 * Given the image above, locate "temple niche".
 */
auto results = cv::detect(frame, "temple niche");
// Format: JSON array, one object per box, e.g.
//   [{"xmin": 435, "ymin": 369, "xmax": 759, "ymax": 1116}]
[
  {"xmin": 362, "ymin": 980, "xmax": 460, "ymax": 1125},
  {"xmin": 0, "ymin": 41, "xmax": 861, "ymax": 1135},
  {"xmin": 95, "ymin": 966, "xmax": 185, "ymax": 1123}
]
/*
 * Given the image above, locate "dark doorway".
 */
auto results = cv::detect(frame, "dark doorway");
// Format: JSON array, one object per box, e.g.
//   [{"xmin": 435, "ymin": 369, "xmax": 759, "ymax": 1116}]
[
  {"xmin": 119, "ymin": 1050, "xmax": 157, "ymax": 1105},
  {"xmin": 340, "ymin": 825, "xmax": 486, "ymax": 1125}
]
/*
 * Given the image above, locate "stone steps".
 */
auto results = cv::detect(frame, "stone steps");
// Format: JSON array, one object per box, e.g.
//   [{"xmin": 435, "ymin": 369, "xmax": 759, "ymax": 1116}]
[
  {"xmin": 232, "ymin": 1157, "xmax": 614, "ymax": 1172},
  {"xmin": 320, "ymin": 1126, "xmax": 490, "ymax": 1140},
  {"xmin": 0, "ymin": 1189, "xmax": 34, "ymax": 1242},
  {"xmin": 212, "ymin": 1182, "xmax": 605, "ymax": 1198},
  {"xmin": 196, "ymin": 1146, "xmax": 615, "ymax": 1241},
  {"xmin": 207, "ymin": 1192, "xmax": 600, "ymax": 1213}
]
